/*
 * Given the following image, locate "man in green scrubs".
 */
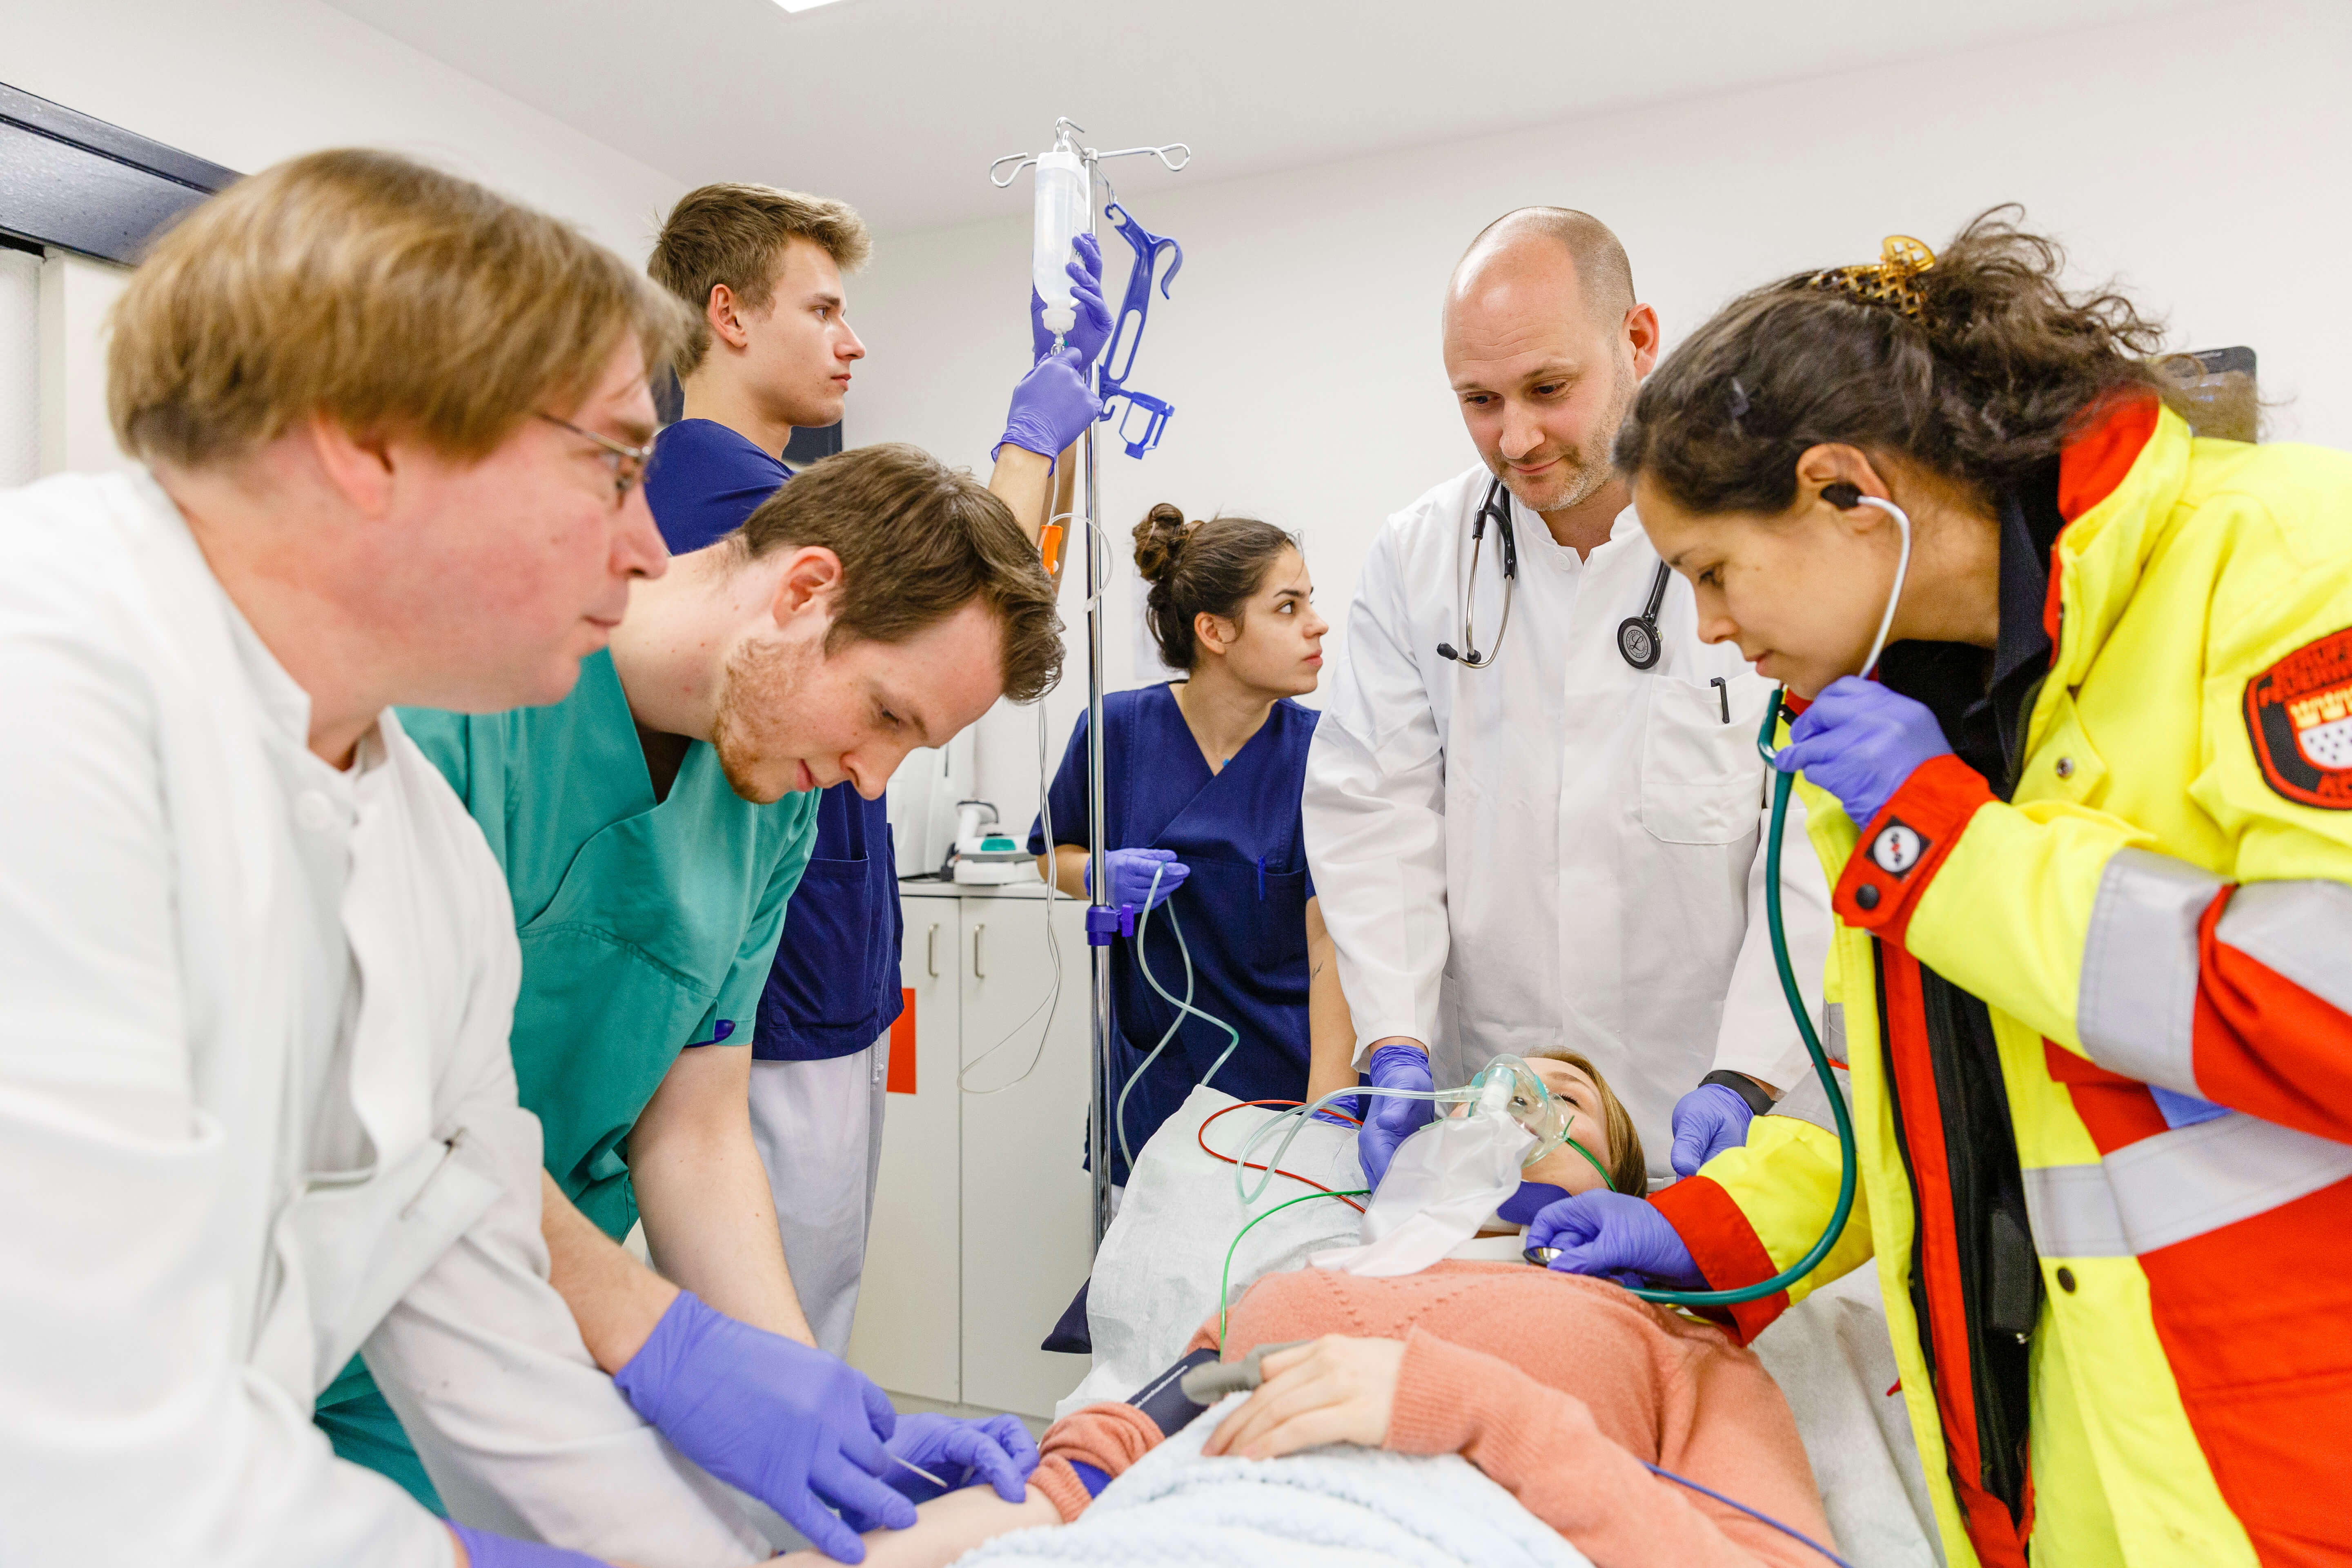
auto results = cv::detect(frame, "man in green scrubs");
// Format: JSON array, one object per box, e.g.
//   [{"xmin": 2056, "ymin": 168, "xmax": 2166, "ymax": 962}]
[{"xmin": 316, "ymin": 441, "xmax": 1065, "ymax": 1516}]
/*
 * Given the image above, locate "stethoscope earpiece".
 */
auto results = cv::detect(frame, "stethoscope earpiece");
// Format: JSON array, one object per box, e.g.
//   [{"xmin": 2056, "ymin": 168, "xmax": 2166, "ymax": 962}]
[{"xmin": 1819, "ymin": 481, "xmax": 1913, "ymax": 680}]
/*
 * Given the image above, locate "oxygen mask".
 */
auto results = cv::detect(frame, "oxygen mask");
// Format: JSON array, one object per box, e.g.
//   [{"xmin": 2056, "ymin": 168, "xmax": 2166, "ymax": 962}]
[
  {"xmin": 1461, "ymin": 1054, "xmax": 1576, "ymax": 1166},
  {"xmin": 1234, "ymin": 1052, "xmax": 1579, "ymax": 1208}
]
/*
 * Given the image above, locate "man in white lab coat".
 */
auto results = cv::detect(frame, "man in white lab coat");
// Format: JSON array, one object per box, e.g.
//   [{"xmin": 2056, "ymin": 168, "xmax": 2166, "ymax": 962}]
[
  {"xmin": 1304, "ymin": 208, "xmax": 1831, "ymax": 1191},
  {"xmin": 0, "ymin": 150, "xmax": 937, "ymax": 1568}
]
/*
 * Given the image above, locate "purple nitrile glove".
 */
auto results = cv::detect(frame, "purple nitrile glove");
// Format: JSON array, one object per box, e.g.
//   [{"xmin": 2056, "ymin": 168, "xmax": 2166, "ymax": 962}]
[
  {"xmin": 840, "ymin": 1413, "xmax": 1039, "ymax": 1528},
  {"xmin": 1528, "ymin": 1190, "xmax": 1705, "ymax": 1291},
  {"xmin": 1357, "ymin": 1042, "xmax": 1437, "ymax": 1192},
  {"xmin": 1087, "ymin": 846, "xmax": 1189, "ymax": 913},
  {"xmin": 1670, "ymin": 1083, "xmax": 1756, "ymax": 1178},
  {"xmin": 996, "ymin": 347, "xmax": 1102, "ymax": 463},
  {"xmin": 612, "ymin": 1291, "xmax": 911, "ymax": 1564},
  {"xmin": 445, "ymin": 1523, "xmax": 606, "ymax": 1568},
  {"xmin": 1030, "ymin": 232, "xmax": 1113, "ymax": 371},
  {"xmin": 1772, "ymin": 675, "xmax": 1952, "ymax": 827}
]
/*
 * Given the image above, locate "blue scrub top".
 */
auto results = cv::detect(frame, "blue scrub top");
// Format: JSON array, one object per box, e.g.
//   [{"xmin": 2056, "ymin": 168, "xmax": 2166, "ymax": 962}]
[
  {"xmin": 647, "ymin": 418, "xmax": 905, "ymax": 1059},
  {"xmin": 1029, "ymin": 683, "xmax": 1319, "ymax": 1182}
]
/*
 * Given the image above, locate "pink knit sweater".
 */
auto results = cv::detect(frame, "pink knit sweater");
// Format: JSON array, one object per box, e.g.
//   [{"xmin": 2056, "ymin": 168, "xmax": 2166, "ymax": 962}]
[{"xmin": 1031, "ymin": 1261, "xmax": 1832, "ymax": 1568}]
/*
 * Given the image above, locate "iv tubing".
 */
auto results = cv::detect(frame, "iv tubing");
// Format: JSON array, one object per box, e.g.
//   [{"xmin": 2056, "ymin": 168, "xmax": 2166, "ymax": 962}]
[
  {"xmin": 1214, "ymin": 1186, "xmax": 1368, "ymax": 1350},
  {"xmin": 1197, "ymin": 1100, "xmax": 1365, "ymax": 1211},
  {"xmin": 1118, "ymin": 859, "xmax": 1244, "ymax": 1169}
]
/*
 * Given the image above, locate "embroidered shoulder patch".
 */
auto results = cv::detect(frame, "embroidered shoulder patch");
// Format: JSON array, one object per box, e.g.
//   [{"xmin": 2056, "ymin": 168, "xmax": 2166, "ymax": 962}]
[{"xmin": 2244, "ymin": 626, "xmax": 2352, "ymax": 809}]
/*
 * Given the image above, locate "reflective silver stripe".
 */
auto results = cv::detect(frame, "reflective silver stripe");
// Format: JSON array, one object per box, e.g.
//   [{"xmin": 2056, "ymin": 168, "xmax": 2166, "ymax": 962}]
[
  {"xmin": 2022, "ymin": 1111, "xmax": 2352, "ymax": 1258},
  {"xmin": 2077, "ymin": 847, "xmax": 2223, "ymax": 1095},
  {"xmin": 1822, "ymin": 1002, "xmax": 1846, "ymax": 1062},
  {"xmin": 1769, "ymin": 1056, "xmax": 1852, "ymax": 1135},
  {"xmin": 2215, "ymin": 880, "xmax": 2352, "ymax": 1018}
]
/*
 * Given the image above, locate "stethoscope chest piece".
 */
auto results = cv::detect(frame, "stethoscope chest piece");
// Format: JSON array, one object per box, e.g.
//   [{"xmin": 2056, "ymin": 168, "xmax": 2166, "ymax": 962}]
[
  {"xmin": 1616, "ymin": 559, "xmax": 1674, "ymax": 672},
  {"xmin": 1615, "ymin": 614, "xmax": 1662, "ymax": 670}
]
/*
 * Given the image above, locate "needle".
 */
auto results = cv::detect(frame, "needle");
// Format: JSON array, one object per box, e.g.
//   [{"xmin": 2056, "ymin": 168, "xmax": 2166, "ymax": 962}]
[{"xmin": 890, "ymin": 1452, "xmax": 949, "ymax": 1489}]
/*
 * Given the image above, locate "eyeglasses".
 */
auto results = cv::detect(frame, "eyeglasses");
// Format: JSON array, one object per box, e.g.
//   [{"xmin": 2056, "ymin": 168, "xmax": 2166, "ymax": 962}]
[{"xmin": 536, "ymin": 411, "xmax": 655, "ymax": 502}]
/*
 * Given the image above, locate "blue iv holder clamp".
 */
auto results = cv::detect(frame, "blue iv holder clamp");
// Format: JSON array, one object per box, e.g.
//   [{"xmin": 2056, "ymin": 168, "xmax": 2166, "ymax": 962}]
[
  {"xmin": 1097, "ymin": 200, "xmax": 1183, "ymax": 458},
  {"xmin": 1085, "ymin": 904, "xmax": 1137, "ymax": 947}
]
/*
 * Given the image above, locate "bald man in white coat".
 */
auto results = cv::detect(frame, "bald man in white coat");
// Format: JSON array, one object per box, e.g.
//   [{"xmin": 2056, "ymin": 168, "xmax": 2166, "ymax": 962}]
[{"xmin": 1304, "ymin": 208, "xmax": 1833, "ymax": 1194}]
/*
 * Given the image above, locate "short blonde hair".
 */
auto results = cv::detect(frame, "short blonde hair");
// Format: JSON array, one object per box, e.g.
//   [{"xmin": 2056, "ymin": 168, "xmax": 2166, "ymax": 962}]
[
  {"xmin": 649, "ymin": 183, "xmax": 872, "ymax": 374},
  {"xmin": 109, "ymin": 148, "xmax": 691, "ymax": 468}
]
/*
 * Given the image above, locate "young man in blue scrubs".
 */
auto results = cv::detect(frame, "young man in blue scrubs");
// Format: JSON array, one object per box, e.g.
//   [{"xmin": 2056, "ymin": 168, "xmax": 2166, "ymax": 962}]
[{"xmin": 644, "ymin": 183, "xmax": 1105, "ymax": 1353}]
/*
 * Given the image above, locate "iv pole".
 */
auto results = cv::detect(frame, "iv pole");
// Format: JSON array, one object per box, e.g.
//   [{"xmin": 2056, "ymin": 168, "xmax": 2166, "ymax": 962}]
[{"xmin": 991, "ymin": 121, "xmax": 1190, "ymax": 1247}]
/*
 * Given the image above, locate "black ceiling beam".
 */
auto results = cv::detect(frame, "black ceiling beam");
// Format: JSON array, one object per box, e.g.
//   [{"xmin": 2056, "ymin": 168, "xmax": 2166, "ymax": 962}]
[{"xmin": 0, "ymin": 81, "xmax": 240, "ymax": 264}]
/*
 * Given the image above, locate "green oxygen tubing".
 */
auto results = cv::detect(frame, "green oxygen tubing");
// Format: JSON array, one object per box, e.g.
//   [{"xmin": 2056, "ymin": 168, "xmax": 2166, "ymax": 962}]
[{"xmin": 1624, "ymin": 686, "xmax": 1858, "ymax": 1308}]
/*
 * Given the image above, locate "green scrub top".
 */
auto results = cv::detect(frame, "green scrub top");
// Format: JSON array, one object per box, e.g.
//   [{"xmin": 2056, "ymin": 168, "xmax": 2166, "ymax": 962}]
[
  {"xmin": 403, "ymin": 648, "xmax": 819, "ymax": 1237},
  {"xmin": 312, "ymin": 650, "xmax": 818, "ymax": 1506}
]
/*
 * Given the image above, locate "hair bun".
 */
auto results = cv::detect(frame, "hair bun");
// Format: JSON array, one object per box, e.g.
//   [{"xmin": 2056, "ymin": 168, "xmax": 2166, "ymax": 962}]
[{"xmin": 1131, "ymin": 501, "xmax": 1190, "ymax": 584}]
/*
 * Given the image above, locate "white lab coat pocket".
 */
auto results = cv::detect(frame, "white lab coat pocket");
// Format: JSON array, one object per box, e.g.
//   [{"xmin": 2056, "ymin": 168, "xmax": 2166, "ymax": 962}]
[{"xmin": 1639, "ymin": 677, "xmax": 1762, "ymax": 845}]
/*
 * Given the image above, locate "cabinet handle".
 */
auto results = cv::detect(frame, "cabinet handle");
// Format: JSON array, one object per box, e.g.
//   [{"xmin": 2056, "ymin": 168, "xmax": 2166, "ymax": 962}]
[
  {"xmin": 972, "ymin": 922, "xmax": 985, "ymax": 979},
  {"xmin": 926, "ymin": 923, "xmax": 940, "ymax": 978}
]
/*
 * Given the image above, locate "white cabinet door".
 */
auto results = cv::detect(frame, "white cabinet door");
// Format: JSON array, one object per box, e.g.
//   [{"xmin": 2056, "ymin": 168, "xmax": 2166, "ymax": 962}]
[
  {"xmin": 845, "ymin": 892, "xmax": 962, "ymax": 1404},
  {"xmin": 957, "ymin": 893, "xmax": 1094, "ymax": 1419}
]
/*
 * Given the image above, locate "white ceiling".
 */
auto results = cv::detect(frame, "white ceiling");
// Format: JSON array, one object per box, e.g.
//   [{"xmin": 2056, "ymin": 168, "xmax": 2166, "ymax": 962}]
[{"xmin": 321, "ymin": 0, "xmax": 2207, "ymax": 236}]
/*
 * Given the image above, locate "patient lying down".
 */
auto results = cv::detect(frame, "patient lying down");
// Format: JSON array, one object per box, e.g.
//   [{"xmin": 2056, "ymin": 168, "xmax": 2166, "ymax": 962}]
[{"xmin": 783, "ymin": 1052, "xmax": 1833, "ymax": 1568}]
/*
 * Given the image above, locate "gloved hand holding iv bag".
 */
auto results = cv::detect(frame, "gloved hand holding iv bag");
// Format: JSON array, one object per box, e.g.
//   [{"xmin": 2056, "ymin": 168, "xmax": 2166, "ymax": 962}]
[
  {"xmin": 1030, "ymin": 231, "xmax": 1112, "ymax": 370},
  {"xmin": 1357, "ymin": 1042, "xmax": 1437, "ymax": 1191}
]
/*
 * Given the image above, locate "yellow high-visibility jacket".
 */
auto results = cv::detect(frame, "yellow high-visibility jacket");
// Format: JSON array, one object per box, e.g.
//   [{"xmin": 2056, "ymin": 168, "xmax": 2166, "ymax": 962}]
[{"xmin": 1653, "ymin": 399, "xmax": 2352, "ymax": 1568}]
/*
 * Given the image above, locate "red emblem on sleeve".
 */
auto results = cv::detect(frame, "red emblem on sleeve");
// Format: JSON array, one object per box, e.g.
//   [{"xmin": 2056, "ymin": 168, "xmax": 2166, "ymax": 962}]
[{"xmin": 2244, "ymin": 626, "xmax": 2352, "ymax": 810}]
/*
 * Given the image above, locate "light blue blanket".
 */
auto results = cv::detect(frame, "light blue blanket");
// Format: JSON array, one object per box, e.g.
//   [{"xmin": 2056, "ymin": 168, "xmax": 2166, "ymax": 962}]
[{"xmin": 954, "ymin": 1393, "xmax": 1589, "ymax": 1568}]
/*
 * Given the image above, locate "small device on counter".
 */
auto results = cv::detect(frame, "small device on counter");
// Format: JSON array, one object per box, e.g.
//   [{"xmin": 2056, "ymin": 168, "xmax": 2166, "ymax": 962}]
[
  {"xmin": 951, "ymin": 800, "xmax": 1039, "ymax": 886},
  {"xmin": 886, "ymin": 733, "xmax": 976, "ymax": 879}
]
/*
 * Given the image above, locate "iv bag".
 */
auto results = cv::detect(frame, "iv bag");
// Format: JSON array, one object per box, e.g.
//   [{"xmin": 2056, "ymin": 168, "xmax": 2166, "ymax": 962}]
[{"xmin": 1031, "ymin": 147, "xmax": 1087, "ymax": 335}]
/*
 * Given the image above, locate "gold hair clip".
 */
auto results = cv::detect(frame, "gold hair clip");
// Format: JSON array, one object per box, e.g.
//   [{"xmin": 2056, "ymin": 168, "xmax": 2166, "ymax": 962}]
[{"xmin": 1807, "ymin": 234, "xmax": 1936, "ymax": 318}]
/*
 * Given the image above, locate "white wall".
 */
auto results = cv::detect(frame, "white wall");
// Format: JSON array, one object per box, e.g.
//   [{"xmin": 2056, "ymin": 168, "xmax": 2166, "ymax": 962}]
[
  {"xmin": 6, "ymin": 0, "xmax": 682, "ymax": 263},
  {"xmin": 841, "ymin": 0, "xmax": 2352, "ymax": 822},
  {"xmin": 0, "ymin": 250, "xmax": 38, "ymax": 487},
  {"xmin": 7, "ymin": 0, "xmax": 688, "ymax": 471},
  {"xmin": 38, "ymin": 254, "xmax": 131, "ymax": 477}
]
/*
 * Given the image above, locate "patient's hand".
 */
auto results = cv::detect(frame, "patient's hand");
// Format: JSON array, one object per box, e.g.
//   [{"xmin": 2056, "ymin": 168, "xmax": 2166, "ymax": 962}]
[{"xmin": 1200, "ymin": 1335, "xmax": 1404, "ymax": 1461}]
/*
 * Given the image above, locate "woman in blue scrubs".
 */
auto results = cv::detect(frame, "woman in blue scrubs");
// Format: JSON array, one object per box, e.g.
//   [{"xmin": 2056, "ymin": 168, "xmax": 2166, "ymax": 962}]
[{"xmin": 1031, "ymin": 505, "xmax": 1350, "ymax": 1184}]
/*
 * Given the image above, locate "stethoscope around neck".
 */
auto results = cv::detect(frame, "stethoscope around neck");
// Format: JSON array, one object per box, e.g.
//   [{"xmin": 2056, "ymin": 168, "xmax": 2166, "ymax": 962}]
[{"xmin": 1436, "ymin": 476, "xmax": 1675, "ymax": 673}]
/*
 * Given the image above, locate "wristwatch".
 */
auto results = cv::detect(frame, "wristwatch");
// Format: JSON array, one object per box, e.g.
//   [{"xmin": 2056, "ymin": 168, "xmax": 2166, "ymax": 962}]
[{"xmin": 1699, "ymin": 1069, "xmax": 1776, "ymax": 1117}]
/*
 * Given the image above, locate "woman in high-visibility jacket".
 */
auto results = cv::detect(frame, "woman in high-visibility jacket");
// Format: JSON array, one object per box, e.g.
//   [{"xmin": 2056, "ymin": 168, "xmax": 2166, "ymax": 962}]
[{"xmin": 1530, "ymin": 209, "xmax": 2352, "ymax": 1567}]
